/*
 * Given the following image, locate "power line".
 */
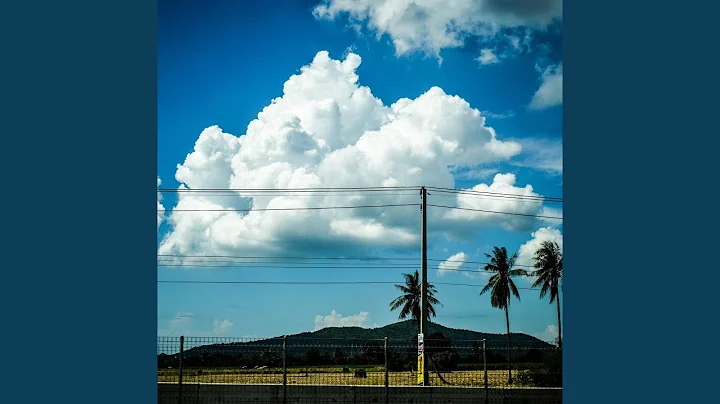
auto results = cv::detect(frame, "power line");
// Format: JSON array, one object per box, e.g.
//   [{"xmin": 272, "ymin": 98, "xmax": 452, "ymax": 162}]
[
  {"xmin": 159, "ymin": 186, "xmax": 562, "ymax": 202},
  {"xmin": 158, "ymin": 186, "xmax": 421, "ymax": 193},
  {"xmin": 434, "ymin": 282, "xmax": 540, "ymax": 290},
  {"xmin": 157, "ymin": 262, "xmax": 537, "ymax": 273},
  {"xmin": 157, "ymin": 263, "xmax": 423, "ymax": 269},
  {"xmin": 158, "ymin": 280, "xmax": 406, "ymax": 285},
  {"xmin": 157, "ymin": 280, "xmax": 543, "ymax": 290},
  {"xmin": 159, "ymin": 186, "xmax": 562, "ymax": 204},
  {"xmin": 158, "ymin": 259, "xmax": 420, "ymax": 267},
  {"xmin": 158, "ymin": 258, "xmax": 420, "ymax": 265},
  {"xmin": 158, "ymin": 191, "xmax": 419, "ymax": 197},
  {"xmin": 159, "ymin": 202, "xmax": 562, "ymax": 219},
  {"xmin": 158, "ymin": 254, "xmax": 418, "ymax": 260},
  {"xmin": 425, "ymin": 186, "xmax": 562, "ymax": 202},
  {"xmin": 156, "ymin": 255, "xmax": 538, "ymax": 269},
  {"xmin": 161, "ymin": 203, "xmax": 419, "ymax": 212},
  {"xmin": 428, "ymin": 190, "xmax": 562, "ymax": 205},
  {"xmin": 428, "ymin": 258, "xmax": 536, "ymax": 268},
  {"xmin": 427, "ymin": 204, "xmax": 563, "ymax": 220}
]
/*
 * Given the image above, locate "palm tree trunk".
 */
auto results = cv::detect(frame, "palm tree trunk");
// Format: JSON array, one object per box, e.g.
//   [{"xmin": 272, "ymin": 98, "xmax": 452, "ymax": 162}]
[
  {"xmin": 505, "ymin": 306, "xmax": 512, "ymax": 384},
  {"xmin": 556, "ymin": 286, "xmax": 562, "ymax": 350}
]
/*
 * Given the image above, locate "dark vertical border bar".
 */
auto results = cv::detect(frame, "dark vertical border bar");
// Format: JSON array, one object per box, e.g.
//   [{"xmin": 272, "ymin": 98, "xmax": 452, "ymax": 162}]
[
  {"xmin": 1, "ymin": 0, "xmax": 157, "ymax": 403},
  {"xmin": 565, "ymin": 1, "xmax": 718, "ymax": 403}
]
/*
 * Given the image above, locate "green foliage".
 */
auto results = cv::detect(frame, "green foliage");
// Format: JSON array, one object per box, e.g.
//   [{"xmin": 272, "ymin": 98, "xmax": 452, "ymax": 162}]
[
  {"xmin": 514, "ymin": 350, "xmax": 562, "ymax": 387},
  {"xmin": 157, "ymin": 353, "xmax": 179, "ymax": 368},
  {"xmin": 330, "ymin": 348, "xmax": 346, "ymax": 365},
  {"xmin": 480, "ymin": 246, "xmax": 527, "ymax": 309},
  {"xmin": 304, "ymin": 347, "xmax": 322, "ymax": 366},
  {"xmin": 424, "ymin": 332, "xmax": 460, "ymax": 370},
  {"xmin": 531, "ymin": 240, "xmax": 563, "ymax": 349},
  {"xmin": 389, "ymin": 270, "xmax": 442, "ymax": 324},
  {"xmin": 531, "ymin": 241, "xmax": 563, "ymax": 304}
]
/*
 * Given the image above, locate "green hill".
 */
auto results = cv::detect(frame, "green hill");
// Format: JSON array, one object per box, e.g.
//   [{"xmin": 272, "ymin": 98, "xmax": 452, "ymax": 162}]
[
  {"xmin": 180, "ymin": 320, "xmax": 553, "ymax": 358},
  {"xmin": 291, "ymin": 320, "xmax": 550, "ymax": 347}
]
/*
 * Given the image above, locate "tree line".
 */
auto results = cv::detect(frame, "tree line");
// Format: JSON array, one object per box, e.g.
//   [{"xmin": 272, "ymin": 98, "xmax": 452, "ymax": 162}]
[{"xmin": 158, "ymin": 331, "xmax": 552, "ymax": 371}]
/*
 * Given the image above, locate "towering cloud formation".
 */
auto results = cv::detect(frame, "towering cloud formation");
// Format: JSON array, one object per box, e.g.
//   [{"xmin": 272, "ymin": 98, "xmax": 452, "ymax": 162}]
[{"xmin": 158, "ymin": 51, "xmax": 557, "ymax": 260}]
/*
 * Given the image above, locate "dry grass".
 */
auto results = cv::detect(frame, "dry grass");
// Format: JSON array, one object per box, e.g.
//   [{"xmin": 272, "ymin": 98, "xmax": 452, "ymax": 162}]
[{"xmin": 158, "ymin": 369, "xmax": 524, "ymax": 387}]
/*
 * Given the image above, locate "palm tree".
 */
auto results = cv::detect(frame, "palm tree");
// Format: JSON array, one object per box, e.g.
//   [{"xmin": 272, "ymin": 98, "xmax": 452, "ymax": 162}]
[
  {"xmin": 531, "ymin": 240, "xmax": 563, "ymax": 349},
  {"xmin": 389, "ymin": 270, "xmax": 442, "ymax": 327},
  {"xmin": 480, "ymin": 246, "xmax": 527, "ymax": 384},
  {"xmin": 390, "ymin": 270, "xmax": 441, "ymax": 385}
]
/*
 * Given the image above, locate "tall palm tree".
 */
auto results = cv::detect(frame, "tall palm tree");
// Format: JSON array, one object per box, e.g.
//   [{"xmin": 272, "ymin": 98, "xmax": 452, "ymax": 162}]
[
  {"xmin": 389, "ymin": 270, "xmax": 442, "ymax": 327},
  {"xmin": 531, "ymin": 240, "xmax": 563, "ymax": 349},
  {"xmin": 480, "ymin": 246, "xmax": 527, "ymax": 384}
]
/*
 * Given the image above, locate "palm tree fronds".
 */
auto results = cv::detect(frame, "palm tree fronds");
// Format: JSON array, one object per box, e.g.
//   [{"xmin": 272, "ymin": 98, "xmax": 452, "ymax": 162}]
[{"xmin": 509, "ymin": 268, "xmax": 529, "ymax": 277}]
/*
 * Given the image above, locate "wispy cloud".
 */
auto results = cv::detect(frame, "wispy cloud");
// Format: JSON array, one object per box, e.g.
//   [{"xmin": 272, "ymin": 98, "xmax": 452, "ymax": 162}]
[
  {"xmin": 481, "ymin": 110, "xmax": 516, "ymax": 120},
  {"xmin": 158, "ymin": 312, "xmax": 236, "ymax": 337},
  {"xmin": 442, "ymin": 312, "xmax": 490, "ymax": 320},
  {"xmin": 449, "ymin": 165, "xmax": 500, "ymax": 181},
  {"xmin": 313, "ymin": 0, "xmax": 562, "ymax": 62},
  {"xmin": 511, "ymin": 137, "xmax": 562, "ymax": 175},
  {"xmin": 161, "ymin": 312, "xmax": 195, "ymax": 337}
]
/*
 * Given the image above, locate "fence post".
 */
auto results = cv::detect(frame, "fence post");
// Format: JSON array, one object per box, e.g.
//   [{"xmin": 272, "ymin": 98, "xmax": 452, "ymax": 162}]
[
  {"xmin": 483, "ymin": 339, "xmax": 488, "ymax": 389},
  {"xmin": 282, "ymin": 335, "xmax": 287, "ymax": 404},
  {"xmin": 384, "ymin": 337, "xmax": 389, "ymax": 404},
  {"xmin": 178, "ymin": 335, "xmax": 184, "ymax": 404}
]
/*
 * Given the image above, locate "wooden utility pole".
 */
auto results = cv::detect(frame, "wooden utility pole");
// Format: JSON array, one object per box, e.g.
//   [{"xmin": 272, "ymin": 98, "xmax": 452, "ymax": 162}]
[{"xmin": 419, "ymin": 186, "xmax": 428, "ymax": 385}]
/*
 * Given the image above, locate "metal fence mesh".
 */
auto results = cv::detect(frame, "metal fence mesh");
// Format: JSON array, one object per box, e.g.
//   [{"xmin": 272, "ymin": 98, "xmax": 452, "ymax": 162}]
[{"xmin": 158, "ymin": 335, "xmax": 561, "ymax": 403}]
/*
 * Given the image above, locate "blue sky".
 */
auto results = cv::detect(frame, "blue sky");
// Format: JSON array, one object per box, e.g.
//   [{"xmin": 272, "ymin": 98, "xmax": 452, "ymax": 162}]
[{"xmin": 158, "ymin": 0, "xmax": 563, "ymax": 342}]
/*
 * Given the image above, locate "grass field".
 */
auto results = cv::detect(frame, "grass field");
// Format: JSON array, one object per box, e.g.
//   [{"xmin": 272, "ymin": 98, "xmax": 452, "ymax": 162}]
[{"xmin": 157, "ymin": 367, "xmax": 535, "ymax": 387}]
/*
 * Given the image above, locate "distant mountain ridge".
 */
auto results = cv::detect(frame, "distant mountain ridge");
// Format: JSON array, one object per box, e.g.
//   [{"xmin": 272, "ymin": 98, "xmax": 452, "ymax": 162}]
[
  {"xmin": 295, "ymin": 320, "xmax": 549, "ymax": 346},
  {"xmin": 182, "ymin": 320, "xmax": 553, "ymax": 357}
]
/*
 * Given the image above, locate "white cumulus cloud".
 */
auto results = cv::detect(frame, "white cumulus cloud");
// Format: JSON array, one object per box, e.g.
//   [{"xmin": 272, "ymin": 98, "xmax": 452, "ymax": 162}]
[
  {"xmin": 438, "ymin": 252, "xmax": 467, "ymax": 277},
  {"xmin": 530, "ymin": 63, "xmax": 563, "ymax": 110},
  {"xmin": 438, "ymin": 173, "xmax": 560, "ymax": 233},
  {"xmin": 313, "ymin": 0, "xmax": 562, "ymax": 60},
  {"xmin": 314, "ymin": 310, "xmax": 371, "ymax": 330},
  {"xmin": 536, "ymin": 324, "xmax": 560, "ymax": 342},
  {"xmin": 212, "ymin": 319, "xmax": 234, "ymax": 336},
  {"xmin": 157, "ymin": 51, "xmax": 562, "ymax": 261},
  {"xmin": 516, "ymin": 226, "xmax": 563, "ymax": 283},
  {"xmin": 476, "ymin": 49, "xmax": 500, "ymax": 65}
]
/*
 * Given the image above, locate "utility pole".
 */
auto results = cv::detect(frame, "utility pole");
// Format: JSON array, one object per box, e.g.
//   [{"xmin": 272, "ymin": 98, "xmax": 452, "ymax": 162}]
[{"xmin": 419, "ymin": 186, "xmax": 428, "ymax": 385}]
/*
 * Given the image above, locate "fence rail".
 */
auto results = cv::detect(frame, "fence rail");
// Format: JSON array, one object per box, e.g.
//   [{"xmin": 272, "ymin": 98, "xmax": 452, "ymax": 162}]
[{"xmin": 157, "ymin": 336, "xmax": 562, "ymax": 391}]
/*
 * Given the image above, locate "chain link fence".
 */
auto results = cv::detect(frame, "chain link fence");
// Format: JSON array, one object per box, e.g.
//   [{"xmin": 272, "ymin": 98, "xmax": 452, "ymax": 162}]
[{"xmin": 158, "ymin": 335, "xmax": 561, "ymax": 403}]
